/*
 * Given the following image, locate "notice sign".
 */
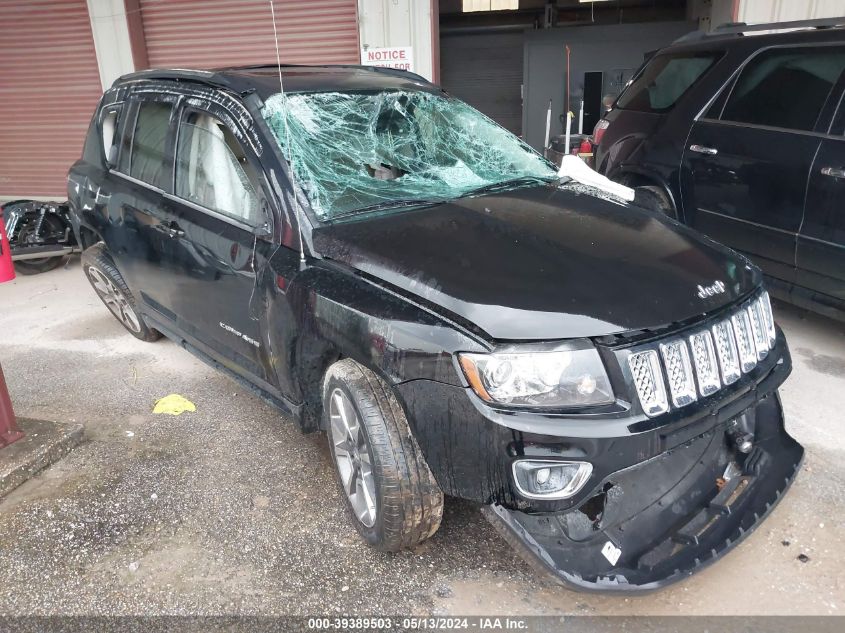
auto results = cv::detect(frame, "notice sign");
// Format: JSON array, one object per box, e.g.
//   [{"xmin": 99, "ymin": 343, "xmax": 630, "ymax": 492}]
[{"xmin": 361, "ymin": 46, "xmax": 414, "ymax": 72}]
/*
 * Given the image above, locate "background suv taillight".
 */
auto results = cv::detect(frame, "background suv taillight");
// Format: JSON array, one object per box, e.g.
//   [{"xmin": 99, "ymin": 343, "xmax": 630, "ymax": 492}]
[{"xmin": 593, "ymin": 118, "xmax": 610, "ymax": 146}]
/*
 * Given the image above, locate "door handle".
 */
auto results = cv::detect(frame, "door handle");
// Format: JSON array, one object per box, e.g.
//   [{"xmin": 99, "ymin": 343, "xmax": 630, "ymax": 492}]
[
  {"xmin": 689, "ymin": 144, "xmax": 718, "ymax": 155},
  {"xmin": 165, "ymin": 221, "xmax": 185, "ymax": 238},
  {"xmin": 821, "ymin": 166, "xmax": 845, "ymax": 179}
]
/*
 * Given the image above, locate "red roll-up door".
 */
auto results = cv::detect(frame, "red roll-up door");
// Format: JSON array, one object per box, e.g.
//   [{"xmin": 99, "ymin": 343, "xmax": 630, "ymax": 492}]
[
  {"xmin": 0, "ymin": 0, "xmax": 103, "ymax": 199},
  {"xmin": 140, "ymin": 0, "xmax": 360, "ymax": 69}
]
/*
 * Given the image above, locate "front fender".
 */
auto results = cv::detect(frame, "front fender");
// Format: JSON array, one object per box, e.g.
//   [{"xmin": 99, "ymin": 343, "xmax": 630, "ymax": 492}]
[{"xmin": 268, "ymin": 255, "xmax": 484, "ymax": 431}]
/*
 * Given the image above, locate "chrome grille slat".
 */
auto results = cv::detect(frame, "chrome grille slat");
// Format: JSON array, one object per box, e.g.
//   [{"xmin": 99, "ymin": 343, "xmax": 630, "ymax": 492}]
[
  {"xmin": 747, "ymin": 300, "xmax": 769, "ymax": 361},
  {"xmin": 689, "ymin": 330, "xmax": 721, "ymax": 396},
  {"xmin": 629, "ymin": 293, "xmax": 778, "ymax": 418},
  {"xmin": 761, "ymin": 291, "xmax": 777, "ymax": 347},
  {"xmin": 628, "ymin": 350, "xmax": 669, "ymax": 417},
  {"xmin": 731, "ymin": 310, "xmax": 757, "ymax": 373},
  {"xmin": 712, "ymin": 319, "xmax": 741, "ymax": 386},
  {"xmin": 659, "ymin": 340, "xmax": 697, "ymax": 407}
]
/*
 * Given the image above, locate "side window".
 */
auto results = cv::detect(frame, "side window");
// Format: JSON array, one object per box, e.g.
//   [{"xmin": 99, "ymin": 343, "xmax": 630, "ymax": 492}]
[
  {"xmin": 721, "ymin": 46, "xmax": 845, "ymax": 132},
  {"xmin": 116, "ymin": 105, "xmax": 135, "ymax": 175},
  {"xmin": 615, "ymin": 52, "xmax": 720, "ymax": 113},
  {"xmin": 100, "ymin": 105, "xmax": 122, "ymax": 167},
  {"xmin": 128, "ymin": 101, "xmax": 173, "ymax": 188},
  {"xmin": 175, "ymin": 111, "xmax": 260, "ymax": 225}
]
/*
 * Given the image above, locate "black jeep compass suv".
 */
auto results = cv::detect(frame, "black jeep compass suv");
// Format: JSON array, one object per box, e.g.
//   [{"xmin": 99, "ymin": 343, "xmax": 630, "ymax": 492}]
[{"xmin": 67, "ymin": 64, "xmax": 802, "ymax": 592}]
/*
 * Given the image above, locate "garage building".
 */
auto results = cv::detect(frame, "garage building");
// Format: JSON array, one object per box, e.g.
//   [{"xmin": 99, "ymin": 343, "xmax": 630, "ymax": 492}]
[{"xmin": 1, "ymin": 0, "xmax": 842, "ymax": 201}]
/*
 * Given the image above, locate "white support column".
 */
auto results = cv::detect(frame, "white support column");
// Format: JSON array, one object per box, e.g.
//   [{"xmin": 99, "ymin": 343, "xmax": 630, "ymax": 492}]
[
  {"xmin": 736, "ymin": 0, "xmax": 845, "ymax": 23},
  {"xmin": 86, "ymin": 0, "xmax": 140, "ymax": 90},
  {"xmin": 358, "ymin": 0, "xmax": 437, "ymax": 83}
]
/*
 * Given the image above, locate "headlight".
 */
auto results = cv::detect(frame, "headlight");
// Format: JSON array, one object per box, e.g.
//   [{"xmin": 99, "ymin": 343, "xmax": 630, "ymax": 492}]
[{"xmin": 458, "ymin": 344, "xmax": 614, "ymax": 407}]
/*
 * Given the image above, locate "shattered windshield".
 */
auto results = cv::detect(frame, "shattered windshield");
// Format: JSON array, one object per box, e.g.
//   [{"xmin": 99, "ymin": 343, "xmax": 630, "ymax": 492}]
[{"xmin": 262, "ymin": 90, "xmax": 556, "ymax": 220}]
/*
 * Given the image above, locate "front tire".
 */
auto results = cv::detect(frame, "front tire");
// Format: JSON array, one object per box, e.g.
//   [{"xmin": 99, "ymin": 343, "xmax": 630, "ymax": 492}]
[
  {"xmin": 81, "ymin": 243, "xmax": 161, "ymax": 342},
  {"xmin": 323, "ymin": 359, "xmax": 443, "ymax": 552}
]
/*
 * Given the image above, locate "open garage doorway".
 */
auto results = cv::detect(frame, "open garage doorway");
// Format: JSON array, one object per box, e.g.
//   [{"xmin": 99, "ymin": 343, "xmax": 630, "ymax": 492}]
[{"xmin": 437, "ymin": 0, "xmax": 700, "ymax": 139}]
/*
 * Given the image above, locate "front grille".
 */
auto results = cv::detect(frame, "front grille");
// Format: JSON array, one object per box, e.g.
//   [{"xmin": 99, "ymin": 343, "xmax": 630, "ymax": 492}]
[{"xmin": 629, "ymin": 292, "xmax": 777, "ymax": 418}]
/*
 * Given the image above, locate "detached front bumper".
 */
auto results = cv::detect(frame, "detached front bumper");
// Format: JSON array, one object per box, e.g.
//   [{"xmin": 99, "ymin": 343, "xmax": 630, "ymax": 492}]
[{"xmin": 482, "ymin": 391, "xmax": 803, "ymax": 592}]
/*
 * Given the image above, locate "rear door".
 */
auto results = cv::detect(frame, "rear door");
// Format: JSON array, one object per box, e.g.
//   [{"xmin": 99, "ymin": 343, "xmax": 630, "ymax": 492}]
[
  {"xmin": 796, "ymin": 77, "xmax": 845, "ymax": 313},
  {"xmin": 108, "ymin": 95, "xmax": 182, "ymax": 316},
  {"xmin": 681, "ymin": 45, "xmax": 845, "ymax": 286}
]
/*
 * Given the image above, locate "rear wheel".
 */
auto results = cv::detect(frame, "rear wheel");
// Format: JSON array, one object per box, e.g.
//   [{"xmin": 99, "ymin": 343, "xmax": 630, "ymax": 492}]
[
  {"xmin": 323, "ymin": 359, "xmax": 443, "ymax": 552},
  {"xmin": 81, "ymin": 243, "xmax": 161, "ymax": 342}
]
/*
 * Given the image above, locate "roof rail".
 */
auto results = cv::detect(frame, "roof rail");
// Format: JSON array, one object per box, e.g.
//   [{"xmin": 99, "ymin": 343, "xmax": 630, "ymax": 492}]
[
  {"xmin": 223, "ymin": 63, "xmax": 433, "ymax": 85},
  {"xmin": 714, "ymin": 16, "xmax": 845, "ymax": 34},
  {"xmin": 673, "ymin": 15, "xmax": 845, "ymax": 44}
]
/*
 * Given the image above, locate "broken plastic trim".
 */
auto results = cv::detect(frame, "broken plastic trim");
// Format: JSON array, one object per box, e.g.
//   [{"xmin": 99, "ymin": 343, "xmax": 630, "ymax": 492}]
[{"xmin": 262, "ymin": 90, "xmax": 557, "ymax": 220}]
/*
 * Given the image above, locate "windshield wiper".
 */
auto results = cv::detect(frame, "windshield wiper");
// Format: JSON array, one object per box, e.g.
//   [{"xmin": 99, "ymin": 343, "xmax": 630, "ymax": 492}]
[
  {"xmin": 459, "ymin": 176, "xmax": 554, "ymax": 199},
  {"xmin": 329, "ymin": 198, "xmax": 442, "ymax": 221}
]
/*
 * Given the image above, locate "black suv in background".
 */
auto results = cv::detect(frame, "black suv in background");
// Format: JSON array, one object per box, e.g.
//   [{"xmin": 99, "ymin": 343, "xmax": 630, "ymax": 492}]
[
  {"xmin": 68, "ymin": 65, "xmax": 802, "ymax": 592},
  {"xmin": 595, "ymin": 19, "xmax": 845, "ymax": 322}
]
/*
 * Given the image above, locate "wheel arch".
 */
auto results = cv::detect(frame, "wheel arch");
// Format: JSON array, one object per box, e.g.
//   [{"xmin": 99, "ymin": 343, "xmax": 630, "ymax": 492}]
[
  {"xmin": 283, "ymin": 270, "xmax": 480, "ymax": 435},
  {"xmin": 611, "ymin": 168, "xmax": 682, "ymax": 221}
]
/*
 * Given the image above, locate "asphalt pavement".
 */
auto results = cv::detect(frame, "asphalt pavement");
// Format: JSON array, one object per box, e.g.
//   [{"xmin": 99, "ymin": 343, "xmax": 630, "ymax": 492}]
[{"xmin": 0, "ymin": 259, "xmax": 842, "ymax": 616}]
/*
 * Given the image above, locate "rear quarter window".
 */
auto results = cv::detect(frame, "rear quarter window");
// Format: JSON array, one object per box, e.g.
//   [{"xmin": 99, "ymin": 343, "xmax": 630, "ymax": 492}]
[
  {"xmin": 616, "ymin": 52, "xmax": 721, "ymax": 113},
  {"xmin": 126, "ymin": 101, "xmax": 173, "ymax": 189}
]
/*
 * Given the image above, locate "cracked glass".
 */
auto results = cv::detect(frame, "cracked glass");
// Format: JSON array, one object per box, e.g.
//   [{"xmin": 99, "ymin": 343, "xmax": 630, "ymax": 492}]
[{"xmin": 262, "ymin": 90, "xmax": 556, "ymax": 220}]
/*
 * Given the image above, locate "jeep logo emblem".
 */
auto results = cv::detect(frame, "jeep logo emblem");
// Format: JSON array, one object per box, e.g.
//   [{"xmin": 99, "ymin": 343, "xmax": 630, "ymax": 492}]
[{"xmin": 697, "ymin": 280, "xmax": 726, "ymax": 299}]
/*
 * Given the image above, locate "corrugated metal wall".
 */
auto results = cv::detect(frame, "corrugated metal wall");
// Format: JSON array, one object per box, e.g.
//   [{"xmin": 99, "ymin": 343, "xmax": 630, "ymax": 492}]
[
  {"xmin": 0, "ymin": 0, "xmax": 103, "ymax": 199},
  {"xmin": 139, "ymin": 0, "xmax": 360, "ymax": 68}
]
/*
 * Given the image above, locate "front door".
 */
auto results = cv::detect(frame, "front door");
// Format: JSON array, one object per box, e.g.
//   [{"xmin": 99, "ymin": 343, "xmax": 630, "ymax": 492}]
[
  {"xmin": 162, "ymin": 105, "xmax": 275, "ymax": 387},
  {"xmin": 797, "ymin": 85, "xmax": 845, "ymax": 312},
  {"xmin": 681, "ymin": 45, "xmax": 845, "ymax": 287}
]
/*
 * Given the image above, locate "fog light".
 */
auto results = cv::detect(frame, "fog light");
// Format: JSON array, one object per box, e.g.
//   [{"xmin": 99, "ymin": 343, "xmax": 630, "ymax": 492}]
[{"xmin": 512, "ymin": 460, "xmax": 593, "ymax": 500}]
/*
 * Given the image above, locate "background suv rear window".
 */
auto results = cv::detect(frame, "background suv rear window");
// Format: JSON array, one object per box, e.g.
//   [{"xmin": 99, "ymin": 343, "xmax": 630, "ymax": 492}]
[
  {"xmin": 128, "ymin": 101, "xmax": 172, "ymax": 189},
  {"xmin": 616, "ymin": 52, "xmax": 719, "ymax": 113}
]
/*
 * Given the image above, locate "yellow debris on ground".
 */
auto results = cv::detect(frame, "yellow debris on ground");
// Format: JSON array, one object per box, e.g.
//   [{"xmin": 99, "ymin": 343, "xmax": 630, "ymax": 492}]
[{"xmin": 152, "ymin": 394, "xmax": 196, "ymax": 416}]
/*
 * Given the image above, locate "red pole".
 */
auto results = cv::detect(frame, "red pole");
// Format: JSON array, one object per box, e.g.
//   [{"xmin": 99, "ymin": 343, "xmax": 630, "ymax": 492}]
[
  {"xmin": 0, "ymin": 364, "xmax": 23, "ymax": 448},
  {"xmin": 0, "ymin": 219, "xmax": 23, "ymax": 447},
  {"xmin": 0, "ymin": 214, "xmax": 15, "ymax": 283}
]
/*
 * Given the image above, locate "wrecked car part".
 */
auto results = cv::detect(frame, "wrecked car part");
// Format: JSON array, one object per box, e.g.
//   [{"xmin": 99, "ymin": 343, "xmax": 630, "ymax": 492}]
[
  {"xmin": 1, "ymin": 200, "xmax": 79, "ymax": 274},
  {"xmin": 262, "ymin": 90, "xmax": 556, "ymax": 219}
]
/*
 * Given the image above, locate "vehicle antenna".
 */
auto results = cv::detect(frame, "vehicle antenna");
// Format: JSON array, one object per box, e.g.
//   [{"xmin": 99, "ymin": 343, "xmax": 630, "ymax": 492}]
[{"xmin": 269, "ymin": 0, "xmax": 306, "ymax": 267}]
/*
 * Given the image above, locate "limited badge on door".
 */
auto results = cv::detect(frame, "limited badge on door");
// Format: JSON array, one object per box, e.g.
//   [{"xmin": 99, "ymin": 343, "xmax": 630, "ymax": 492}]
[{"xmin": 601, "ymin": 540, "xmax": 622, "ymax": 566}]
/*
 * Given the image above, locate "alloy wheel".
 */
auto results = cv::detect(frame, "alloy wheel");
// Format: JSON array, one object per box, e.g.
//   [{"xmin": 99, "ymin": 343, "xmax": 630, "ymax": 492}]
[
  {"xmin": 329, "ymin": 387, "xmax": 377, "ymax": 528},
  {"xmin": 87, "ymin": 266, "xmax": 142, "ymax": 333}
]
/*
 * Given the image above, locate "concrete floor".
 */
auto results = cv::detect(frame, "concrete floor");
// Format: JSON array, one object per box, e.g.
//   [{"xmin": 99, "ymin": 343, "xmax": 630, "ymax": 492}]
[{"xmin": 0, "ymin": 259, "xmax": 842, "ymax": 615}]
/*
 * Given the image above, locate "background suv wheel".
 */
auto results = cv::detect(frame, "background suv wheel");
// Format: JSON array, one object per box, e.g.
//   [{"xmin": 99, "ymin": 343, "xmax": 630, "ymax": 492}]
[
  {"xmin": 633, "ymin": 185, "xmax": 677, "ymax": 219},
  {"xmin": 81, "ymin": 243, "xmax": 161, "ymax": 342},
  {"xmin": 323, "ymin": 359, "xmax": 443, "ymax": 552}
]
